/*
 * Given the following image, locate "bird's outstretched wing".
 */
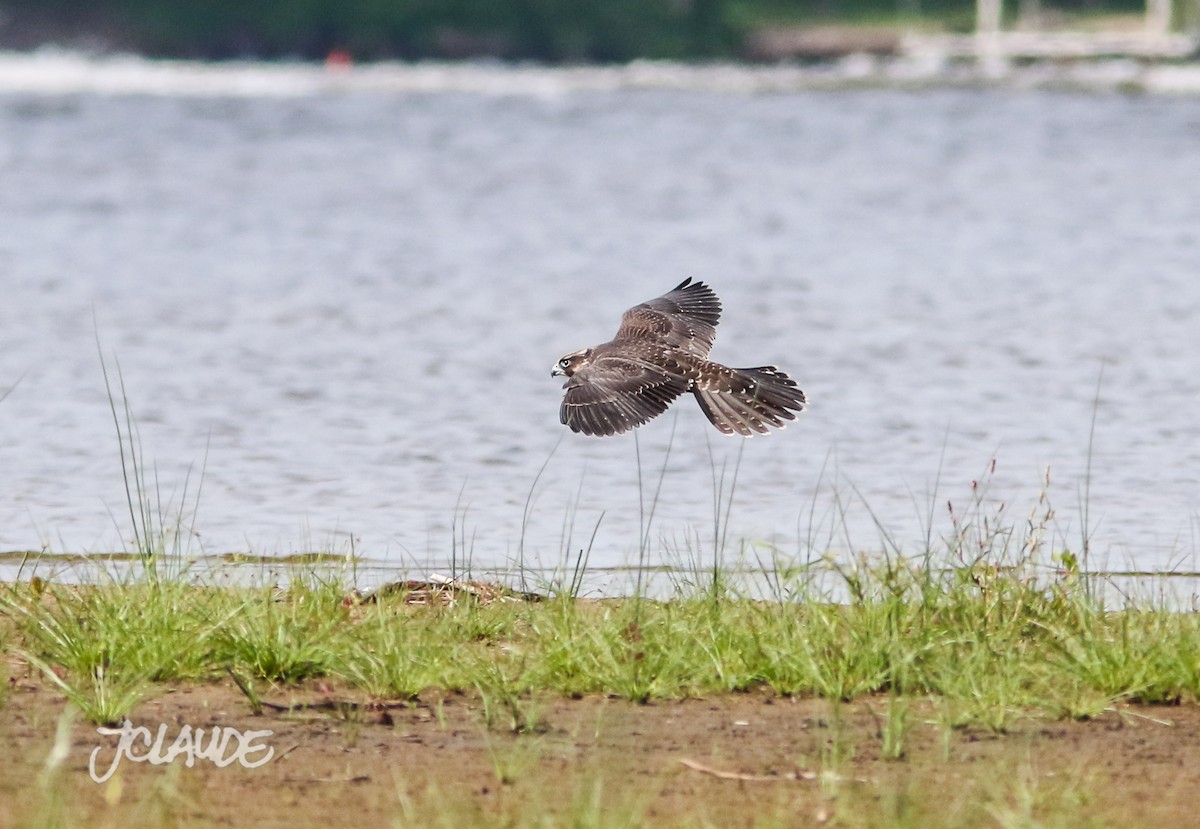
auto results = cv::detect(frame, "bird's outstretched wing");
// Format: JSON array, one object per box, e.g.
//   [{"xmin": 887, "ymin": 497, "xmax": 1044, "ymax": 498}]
[
  {"xmin": 613, "ymin": 278, "xmax": 721, "ymax": 358},
  {"xmin": 560, "ymin": 356, "xmax": 688, "ymax": 437}
]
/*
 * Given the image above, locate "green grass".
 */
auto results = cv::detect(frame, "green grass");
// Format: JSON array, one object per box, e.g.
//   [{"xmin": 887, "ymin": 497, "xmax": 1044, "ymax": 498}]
[
  {"xmin": 3, "ymin": 552, "xmax": 1198, "ymax": 728},
  {"xmin": 2, "ymin": 580, "xmax": 239, "ymax": 724},
  {"xmin": 3, "ymin": 548, "xmax": 1191, "ymax": 829},
  {"xmin": 212, "ymin": 583, "xmax": 346, "ymax": 684}
]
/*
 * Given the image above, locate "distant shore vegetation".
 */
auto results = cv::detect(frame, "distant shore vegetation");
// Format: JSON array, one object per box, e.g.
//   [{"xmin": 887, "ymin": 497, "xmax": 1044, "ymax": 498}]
[{"xmin": 1, "ymin": 0, "xmax": 1152, "ymax": 61}]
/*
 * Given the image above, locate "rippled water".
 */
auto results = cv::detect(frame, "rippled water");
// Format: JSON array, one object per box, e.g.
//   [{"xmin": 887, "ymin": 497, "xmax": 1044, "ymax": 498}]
[{"xmin": 2, "ymin": 61, "xmax": 1199, "ymax": 577}]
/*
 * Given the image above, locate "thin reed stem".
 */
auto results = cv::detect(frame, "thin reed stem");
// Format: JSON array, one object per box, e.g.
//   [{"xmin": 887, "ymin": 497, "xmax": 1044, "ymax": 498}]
[{"xmin": 633, "ymin": 417, "xmax": 677, "ymax": 597}]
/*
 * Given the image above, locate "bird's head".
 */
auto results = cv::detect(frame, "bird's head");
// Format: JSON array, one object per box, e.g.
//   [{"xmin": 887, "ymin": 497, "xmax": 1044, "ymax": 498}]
[{"xmin": 551, "ymin": 349, "xmax": 590, "ymax": 378}]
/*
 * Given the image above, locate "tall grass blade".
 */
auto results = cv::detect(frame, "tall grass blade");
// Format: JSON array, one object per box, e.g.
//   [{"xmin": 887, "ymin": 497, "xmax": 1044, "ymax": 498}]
[{"xmin": 633, "ymin": 417, "xmax": 677, "ymax": 598}]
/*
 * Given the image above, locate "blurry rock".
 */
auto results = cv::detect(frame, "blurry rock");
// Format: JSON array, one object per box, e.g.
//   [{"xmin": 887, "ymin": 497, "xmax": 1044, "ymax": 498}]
[
  {"xmin": 431, "ymin": 29, "xmax": 516, "ymax": 60},
  {"xmin": 744, "ymin": 26, "xmax": 901, "ymax": 61}
]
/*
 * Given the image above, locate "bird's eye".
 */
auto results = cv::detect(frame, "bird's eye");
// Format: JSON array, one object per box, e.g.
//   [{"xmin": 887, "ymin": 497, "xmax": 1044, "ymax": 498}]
[{"xmin": 559, "ymin": 358, "xmax": 570, "ymax": 367}]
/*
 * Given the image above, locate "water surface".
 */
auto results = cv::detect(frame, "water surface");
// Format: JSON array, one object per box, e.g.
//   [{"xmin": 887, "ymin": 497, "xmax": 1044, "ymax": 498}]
[{"xmin": 2, "ymin": 65, "xmax": 1198, "ymax": 578}]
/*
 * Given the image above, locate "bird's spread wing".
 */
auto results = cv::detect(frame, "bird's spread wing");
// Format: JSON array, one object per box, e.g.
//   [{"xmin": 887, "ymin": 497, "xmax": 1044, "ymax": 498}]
[
  {"xmin": 613, "ymin": 278, "xmax": 721, "ymax": 358},
  {"xmin": 560, "ymin": 356, "xmax": 687, "ymax": 437}
]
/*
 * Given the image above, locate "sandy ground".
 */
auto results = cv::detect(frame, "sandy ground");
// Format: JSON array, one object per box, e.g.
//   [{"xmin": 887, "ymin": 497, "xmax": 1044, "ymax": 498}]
[{"xmin": 2, "ymin": 672, "xmax": 1200, "ymax": 828}]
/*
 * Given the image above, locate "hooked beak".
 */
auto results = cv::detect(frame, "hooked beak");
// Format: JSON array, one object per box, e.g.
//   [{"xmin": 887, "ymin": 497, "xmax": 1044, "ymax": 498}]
[{"xmin": 550, "ymin": 365, "xmax": 565, "ymax": 378}]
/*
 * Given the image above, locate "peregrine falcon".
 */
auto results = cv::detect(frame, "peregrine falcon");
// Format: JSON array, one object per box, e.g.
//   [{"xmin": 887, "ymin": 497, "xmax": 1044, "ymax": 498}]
[{"xmin": 551, "ymin": 278, "xmax": 806, "ymax": 437}]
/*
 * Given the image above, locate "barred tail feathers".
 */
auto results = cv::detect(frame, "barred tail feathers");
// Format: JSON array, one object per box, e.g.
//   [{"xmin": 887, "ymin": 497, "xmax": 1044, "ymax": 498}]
[{"xmin": 691, "ymin": 365, "xmax": 806, "ymax": 437}]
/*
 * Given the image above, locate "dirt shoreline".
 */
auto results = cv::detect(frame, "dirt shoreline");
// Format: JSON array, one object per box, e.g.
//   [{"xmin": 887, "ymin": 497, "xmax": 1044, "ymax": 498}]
[{"xmin": 3, "ymin": 672, "xmax": 1200, "ymax": 828}]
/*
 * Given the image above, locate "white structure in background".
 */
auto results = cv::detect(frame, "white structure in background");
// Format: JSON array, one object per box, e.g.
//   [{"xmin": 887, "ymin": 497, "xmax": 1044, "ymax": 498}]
[
  {"xmin": 1146, "ymin": 0, "xmax": 1175, "ymax": 35},
  {"xmin": 969, "ymin": 0, "xmax": 1198, "ymax": 58}
]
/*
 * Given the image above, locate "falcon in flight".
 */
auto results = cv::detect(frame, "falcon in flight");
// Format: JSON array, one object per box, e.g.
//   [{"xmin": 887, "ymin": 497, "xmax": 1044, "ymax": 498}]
[{"xmin": 551, "ymin": 278, "xmax": 806, "ymax": 437}]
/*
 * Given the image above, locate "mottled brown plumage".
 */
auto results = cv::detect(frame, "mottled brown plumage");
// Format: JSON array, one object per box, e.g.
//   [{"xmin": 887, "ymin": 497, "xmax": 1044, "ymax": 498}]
[{"xmin": 551, "ymin": 278, "xmax": 806, "ymax": 437}]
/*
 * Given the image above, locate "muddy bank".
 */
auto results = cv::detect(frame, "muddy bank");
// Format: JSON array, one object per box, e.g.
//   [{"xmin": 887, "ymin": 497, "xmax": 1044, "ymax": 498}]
[{"xmin": 3, "ymin": 674, "xmax": 1199, "ymax": 827}]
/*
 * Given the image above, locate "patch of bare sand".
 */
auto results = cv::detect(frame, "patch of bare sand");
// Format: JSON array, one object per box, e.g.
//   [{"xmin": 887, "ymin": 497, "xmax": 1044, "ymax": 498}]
[{"xmin": 2, "ymin": 676, "xmax": 1199, "ymax": 828}]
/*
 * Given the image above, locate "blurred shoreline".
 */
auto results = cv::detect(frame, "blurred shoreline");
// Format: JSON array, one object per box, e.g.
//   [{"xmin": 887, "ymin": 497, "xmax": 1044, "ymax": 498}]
[{"xmin": 3, "ymin": 47, "xmax": 1200, "ymax": 97}]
